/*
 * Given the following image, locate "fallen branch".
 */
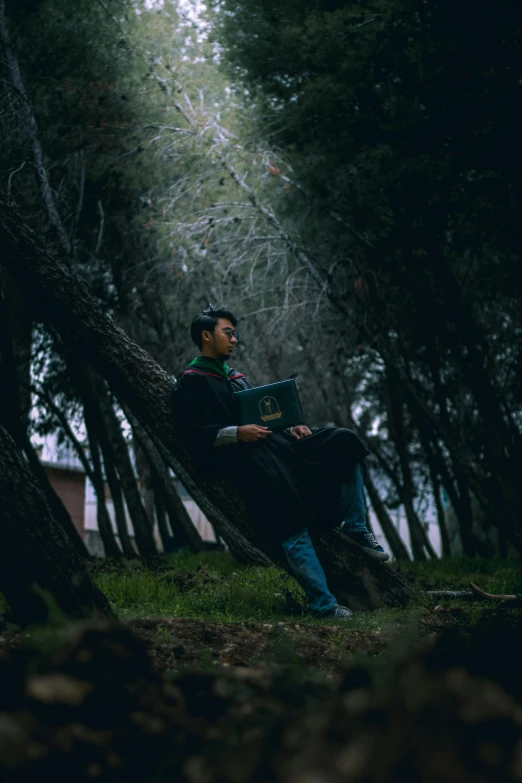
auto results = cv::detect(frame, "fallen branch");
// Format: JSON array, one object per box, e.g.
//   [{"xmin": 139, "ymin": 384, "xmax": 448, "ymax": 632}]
[{"xmin": 426, "ymin": 582, "xmax": 522, "ymax": 607}]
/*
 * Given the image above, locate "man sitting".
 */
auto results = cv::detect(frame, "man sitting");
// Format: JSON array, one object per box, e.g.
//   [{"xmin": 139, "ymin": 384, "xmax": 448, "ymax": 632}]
[{"xmin": 171, "ymin": 306, "xmax": 389, "ymax": 620}]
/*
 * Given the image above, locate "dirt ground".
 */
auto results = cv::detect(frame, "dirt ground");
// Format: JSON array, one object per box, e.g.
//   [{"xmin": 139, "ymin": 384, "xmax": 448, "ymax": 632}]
[
  {"xmin": 0, "ymin": 606, "xmax": 514, "ymax": 680},
  {"xmin": 126, "ymin": 616, "xmax": 389, "ymax": 675},
  {"xmin": 1, "ymin": 556, "xmax": 521, "ymax": 782},
  {"xmin": 0, "ymin": 614, "xmax": 521, "ymax": 783}
]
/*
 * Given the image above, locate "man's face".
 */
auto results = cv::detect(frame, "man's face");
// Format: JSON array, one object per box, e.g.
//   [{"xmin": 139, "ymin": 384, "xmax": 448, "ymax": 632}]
[{"xmin": 203, "ymin": 318, "xmax": 238, "ymax": 360}]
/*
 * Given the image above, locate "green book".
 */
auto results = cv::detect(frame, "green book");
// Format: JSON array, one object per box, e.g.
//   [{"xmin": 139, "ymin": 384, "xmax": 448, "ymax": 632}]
[{"xmin": 233, "ymin": 379, "xmax": 305, "ymax": 432}]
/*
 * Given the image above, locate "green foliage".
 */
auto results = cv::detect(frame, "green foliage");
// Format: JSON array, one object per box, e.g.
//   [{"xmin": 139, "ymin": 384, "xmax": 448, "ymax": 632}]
[{"xmin": 214, "ymin": 0, "xmax": 522, "ymax": 321}]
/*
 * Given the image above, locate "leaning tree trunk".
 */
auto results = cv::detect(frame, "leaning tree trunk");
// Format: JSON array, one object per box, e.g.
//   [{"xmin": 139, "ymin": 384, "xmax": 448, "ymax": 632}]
[
  {"xmin": 124, "ymin": 405, "xmax": 205, "ymax": 552},
  {"xmin": 0, "ymin": 424, "xmax": 111, "ymax": 626},
  {"xmin": 83, "ymin": 415, "xmax": 123, "ymax": 559},
  {"xmin": 152, "ymin": 473, "xmax": 175, "ymax": 553},
  {"xmin": 39, "ymin": 384, "xmax": 136, "ymax": 559},
  {"xmin": 0, "ymin": 295, "xmax": 90, "ymax": 560},
  {"xmin": 0, "ymin": 195, "xmax": 417, "ymax": 609},
  {"xmin": 93, "ymin": 380, "xmax": 158, "ymax": 558},
  {"xmin": 144, "ymin": 426, "xmax": 274, "ymax": 567},
  {"xmin": 134, "ymin": 440, "xmax": 155, "ymax": 529},
  {"xmin": 100, "ymin": 443, "xmax": 137, "ymax": 559},
  {"xmin": 23, "ymin": 435, "xmax": 91, "ymax": 560}
]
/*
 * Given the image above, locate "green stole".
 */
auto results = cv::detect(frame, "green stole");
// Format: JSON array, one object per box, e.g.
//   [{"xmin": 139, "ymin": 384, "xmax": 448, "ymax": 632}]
[{"xmin": 188, "ymin": 356, "xmax": 229, "ymax": 379}]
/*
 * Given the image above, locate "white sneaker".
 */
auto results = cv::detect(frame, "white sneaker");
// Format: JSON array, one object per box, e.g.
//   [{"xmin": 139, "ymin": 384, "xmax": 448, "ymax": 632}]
[{"xmin": 322, "ymin": 604, "xmax": 354, "ymax": 620}]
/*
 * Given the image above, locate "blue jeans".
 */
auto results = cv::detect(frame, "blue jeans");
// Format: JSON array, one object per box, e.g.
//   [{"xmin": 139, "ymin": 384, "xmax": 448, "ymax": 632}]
[
  {"xmin": 339, "ymin": 463, "xmax": 368, "ymax": 533},
  {"xmin": 281, "ymin": 464, "xmax": 367, "ymax": 614}
]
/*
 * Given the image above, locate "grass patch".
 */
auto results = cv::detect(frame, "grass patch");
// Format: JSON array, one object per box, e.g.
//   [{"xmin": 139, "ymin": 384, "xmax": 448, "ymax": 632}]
[
  {"xmin": 395, "ymin": 555, "xmax": 522, "ymax": 593},
  {"xmin": 93, "ymin": 553, "xmax": 309, "ymax": 624},
  {"xmin": 1, "ymin": 553, "xmax": 519, "ymax": 636},
  {"xmin": 91, "ymin": 552, "xmax": 521, "ymax": 633}
]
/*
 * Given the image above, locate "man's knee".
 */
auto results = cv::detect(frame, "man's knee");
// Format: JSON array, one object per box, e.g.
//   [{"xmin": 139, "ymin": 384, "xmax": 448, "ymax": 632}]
[
  {"xmin": 329, "ymin": 427, "xmax": 360, "ymax": 455},
  {"xmin": 334, "ymin": 427, "xmax": 357, "ymax": 441}
]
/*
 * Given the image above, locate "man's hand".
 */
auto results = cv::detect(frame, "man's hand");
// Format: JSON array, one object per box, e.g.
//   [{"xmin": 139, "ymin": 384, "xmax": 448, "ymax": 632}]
[
  {"xmin": 237, "ymin": 424, "xmax": 273, "ymax": 442},
  {"xmin": 289, "ymin": 425, "xmax": 312, "ymax": 440}
]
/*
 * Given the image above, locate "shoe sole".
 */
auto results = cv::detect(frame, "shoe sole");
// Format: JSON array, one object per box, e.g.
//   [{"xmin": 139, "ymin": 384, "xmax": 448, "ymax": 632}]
[{"xmin": 339, "ymin": 532, "xmax": 390, "ymax": 561}]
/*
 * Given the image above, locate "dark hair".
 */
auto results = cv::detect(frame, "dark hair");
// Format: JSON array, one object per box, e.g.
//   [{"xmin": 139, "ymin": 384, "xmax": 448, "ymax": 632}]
[{"xmin": 190, "ymin": 305, "xmax": 237, "ymax": 350}]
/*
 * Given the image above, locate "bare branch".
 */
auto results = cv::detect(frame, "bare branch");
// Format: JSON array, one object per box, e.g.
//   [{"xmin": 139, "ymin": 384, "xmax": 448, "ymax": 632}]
[
  {"xmin": 7, "ymin": 160, "xmax": 26, "ymax": 196},
  {"xmin": 95, "ymin": 200, "xmax": 104, "ymax": 254}
]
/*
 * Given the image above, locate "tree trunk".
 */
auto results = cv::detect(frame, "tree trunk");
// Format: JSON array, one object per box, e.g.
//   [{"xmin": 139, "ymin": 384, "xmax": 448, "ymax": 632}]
[
  {"xmin": 0, "ymin": 194, "xmax": 417, "ymax": 609},
  {"xmin": 124, "ymin": 406, "xmax": 205, "ymax": 552},
  {"xmin": 151, "ymin": 472, "xmax": 176, "ymax": 553},
  {"xmin": 0, "ymin": 424, "xmax": 111, "ymax": 626},
  {"xmin": 134, "ymin": 440, "xmax": 155, "ymax": 527},
  {"xmin": 386, "ymin": 370, "xmax": 435, "ymax": 560},
  {"xmin": 99, "ymin": 442, "xmax": 137, "ymax": 559},
  {"xmin": 83, "ymin": 414, "xmax": 122, "ymax": 559},
  {"xmin": 23, "ymin": 436, "xmax": 91, "ymax": 560},
  {"xmin": 0, "ymin": 1, "xmax": 73, "ymax": 257},
  {"xmin": 402, "ymin": 343, "xmax": 521, "ymax": 554},
  {"xmin": 38, "ymin": 383, "xmax": 136, "ymax": 559},
  {"xmin": 0, "ymin": 298, "xmax": 89, "ymax": 560},
  {"xmin": 420, "ymin": 436, "xmax": 451, "ymax": 557},
  {"xmin": 313, "ymin": 530, "xmax": 416, "ymax": 610},
  {"xmin": 364, "ymin": 470, "xmax": 411, "ymax": 561},
  {"xmin": 408, "ymin": 392, "xmax": 478, "ymax": 556},
  {"xmin": 145, "ymin": 426, "xmax": 275, "ymax": 567},
  {"xmin": 91, "ymin": 376, "xmax": 157, "ymax": 557}
]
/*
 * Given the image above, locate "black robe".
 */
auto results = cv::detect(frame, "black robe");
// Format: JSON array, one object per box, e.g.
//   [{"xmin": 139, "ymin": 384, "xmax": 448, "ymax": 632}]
[{"xmin": 171, "ymin": 365, "xmax": 369, "ymax": 544}]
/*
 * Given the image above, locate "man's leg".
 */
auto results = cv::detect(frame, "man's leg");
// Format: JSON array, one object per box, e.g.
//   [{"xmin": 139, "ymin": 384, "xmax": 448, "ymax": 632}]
[
  {"xmin": 340, "ymin": 463, "xmax": 368, "ymax": 533},
  {"xmin": 339, "ymin": 464, "xmax": 389, "ymax": 561},
  {"xmin": 282, "ymin": 528, "xmax": 352, "ymax": 618}
]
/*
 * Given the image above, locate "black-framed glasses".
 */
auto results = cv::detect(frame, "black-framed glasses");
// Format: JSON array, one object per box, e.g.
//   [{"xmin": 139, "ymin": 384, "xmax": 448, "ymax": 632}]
[{"xmin": 218, "ymin": 328, "xmax": 239, "ymax": 341}]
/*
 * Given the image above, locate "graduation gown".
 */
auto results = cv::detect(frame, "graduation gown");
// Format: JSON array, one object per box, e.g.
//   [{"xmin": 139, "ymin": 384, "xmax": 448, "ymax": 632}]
[{"xmin": 171, "ymin": 364, "xmax": 369, "ymax": 544}]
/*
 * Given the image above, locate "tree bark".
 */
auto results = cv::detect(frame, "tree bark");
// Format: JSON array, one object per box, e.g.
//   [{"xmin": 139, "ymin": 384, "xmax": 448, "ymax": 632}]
[
  {"xmin": 37, "ymin": 383, "xmax": 137, "ymax": 560},
  {"xmin": 0, "ymin": 424, "xmax": 111, "ymax": 626},
  {"xmin": 145, "ymin": 425, "xmax": 276, "ymax": 567},
  {"xmin": 134, "ymin": 440, "xmax": 155, "ymax": 527},
  {"xmin": 386, "ymin": 371, "xmax": 436, "ymax": 560},
  {"xmin": 0, "ymin": 194, "xmax": 417, "ymax": 609},
  {"xmin": 407, "ymin": 390, "xmax": 477, "ymax": 556},
  {"xmin": 0, "ymin": 1, "xmax": 73, "ymax": 256},
  {"xmin": 23, "ymin": 435, "xmax": 91, "ymax": 560},
  {"xmin": 99, "ymin": 441, "xmax": 137, "ymax": 559},
  {"xmin": 0, "ymin": 300, "xmax": 89, "ymax": 560},
  {"xmin": 83, "ymin": 413, "xmax": 122, "ymax": 559},
  {"xmin": 151, "ymin": 472, "xmax": 176, "ymax": 553},
  {"xmin": 419, "ymin": 431, "xmax": 451, "ymax": 558},
  {"xmin": 431, "ymin": 473, "xmax": 451, "ymax": 558},
  {"xmin": 124, "ymin": 405, "xmax": 205, "ymax": 552},
  {"xmin": 90, "ymin": 376, "xmax": 157, "ymax": 558},
  {"xmin": 364, "ymin": 470, "xmax": 411, "ymax": 561}
]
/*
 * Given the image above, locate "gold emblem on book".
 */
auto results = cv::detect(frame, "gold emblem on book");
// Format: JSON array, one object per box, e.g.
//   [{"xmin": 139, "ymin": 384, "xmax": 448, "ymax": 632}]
[{"xmin": 259, "ymin": 395, "xmax": 282, "ymax": 422}]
